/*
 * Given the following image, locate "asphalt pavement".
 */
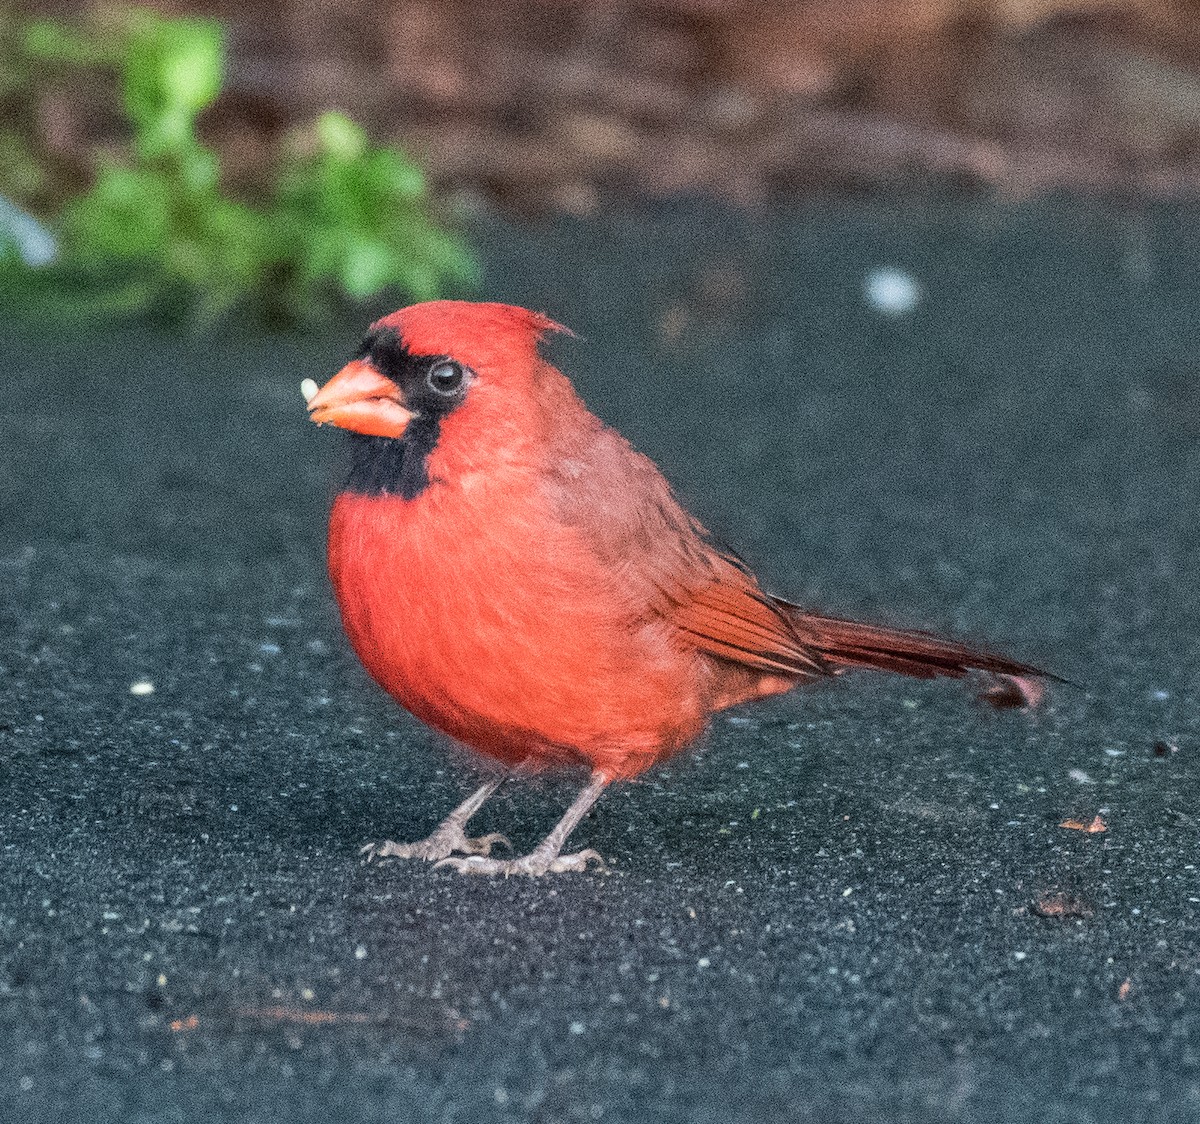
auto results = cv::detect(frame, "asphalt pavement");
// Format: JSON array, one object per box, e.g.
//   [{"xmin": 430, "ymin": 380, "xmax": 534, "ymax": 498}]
[{"xmin": 1, "ymin": 199, "xmax": 1198, "ymax": 1123}]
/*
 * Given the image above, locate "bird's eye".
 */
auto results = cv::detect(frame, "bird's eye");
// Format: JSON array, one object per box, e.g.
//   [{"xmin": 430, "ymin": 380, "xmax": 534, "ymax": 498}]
[{"xmin": 427, "ymin": 360, "xmax": 466, "ymax": 395}]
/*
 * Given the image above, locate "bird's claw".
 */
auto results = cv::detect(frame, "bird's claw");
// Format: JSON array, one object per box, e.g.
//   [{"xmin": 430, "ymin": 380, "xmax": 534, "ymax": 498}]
[
  {"xmin": 360, "ymin": 830, "xmax": 512, "ymax": 863},
  {"xmin": 433, "ymin": 847, "xmax": 607, "ymax": 877}
]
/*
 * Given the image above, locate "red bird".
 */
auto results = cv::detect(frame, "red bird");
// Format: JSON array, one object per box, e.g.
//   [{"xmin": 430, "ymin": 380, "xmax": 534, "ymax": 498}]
[{"xmin": 305, "ymin": 301, "xmax": 1045, "ymax": 876}]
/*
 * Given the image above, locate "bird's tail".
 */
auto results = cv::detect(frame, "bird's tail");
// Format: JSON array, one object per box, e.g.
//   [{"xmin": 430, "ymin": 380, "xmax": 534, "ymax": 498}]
[{"xmin": 775, "ymin": 600, "xmax": 1047, "ymax": 683}]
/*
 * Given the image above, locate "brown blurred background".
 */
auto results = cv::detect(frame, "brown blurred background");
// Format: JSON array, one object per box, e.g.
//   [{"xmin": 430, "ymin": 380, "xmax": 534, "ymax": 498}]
[{"xmin": 24, "ymin": 0, "xmax": 1200, "ymax": 210}]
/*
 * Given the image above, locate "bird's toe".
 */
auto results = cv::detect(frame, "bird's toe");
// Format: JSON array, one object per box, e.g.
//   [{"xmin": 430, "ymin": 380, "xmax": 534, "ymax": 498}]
[
  {"xmin": 360, "ymin": 839, "xmax": 418, "ymax": 862},
  {"xmin": 463, "ymin": 831, "xmax": 512, "ymax": 856},
  {"xmin": 361, "ymin": 828, "xmax": 512, "ymax": 864},
  {"xmin": 432, "ymin": 855, "xmax": 496, "ymax": 875},
  {"xmin": 547, "ymin": 848, "xmax": 607, "ymax": 874},
  {"xmin": 432, "ymin": 847, "xmax": 606, "ymax": 877}
]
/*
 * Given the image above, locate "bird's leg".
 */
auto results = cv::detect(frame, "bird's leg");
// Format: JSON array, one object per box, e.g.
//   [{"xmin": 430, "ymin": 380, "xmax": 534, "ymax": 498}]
[
  {"xmin": 361, "ymin": 776, "xmax": 511, "ymax": 863},
  {"xmin": 435, "ymin": 771, "xmax": 610, "ymax": 876}
]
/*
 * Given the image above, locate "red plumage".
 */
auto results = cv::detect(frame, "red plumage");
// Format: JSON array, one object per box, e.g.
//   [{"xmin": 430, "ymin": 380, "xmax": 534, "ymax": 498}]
[{"xmin": 308, "ymin": 301, "xmax": 1046, "ymax": 875}]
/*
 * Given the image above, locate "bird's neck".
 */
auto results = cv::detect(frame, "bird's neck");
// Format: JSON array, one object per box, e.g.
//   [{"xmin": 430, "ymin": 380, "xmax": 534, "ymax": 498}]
[{"xmin": 344, "ymin": 419, "xmax": 441, "ymax": 500}]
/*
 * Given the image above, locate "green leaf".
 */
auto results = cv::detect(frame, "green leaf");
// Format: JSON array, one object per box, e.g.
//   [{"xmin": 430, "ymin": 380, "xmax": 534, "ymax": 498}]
[
  {"xmin": 61, "ymin": 164, "xmax": 170, "ymax": 260},
  {"xmin": 177, "ymin": 145, "xmax": 220, "ymax": 194},
  {"xmin": 339, "ymin": 237, "xmax": 399, "ymax": 298},
  {"xmin": 315, "ymin": 112, "xmax": 366, "ymax": 161},
  {"xmin": 123, "ymin": 14, "xmax": 223, "ymax": 148},
  {"xmin": 367, "ymin": 149, "xmax": 426, "ymax": 197}
]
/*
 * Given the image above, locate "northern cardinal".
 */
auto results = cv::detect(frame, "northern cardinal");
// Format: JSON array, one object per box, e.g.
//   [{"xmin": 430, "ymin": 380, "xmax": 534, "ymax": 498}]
[{"xmin": 304, "ymin": 301, "xmax": 1046, "ymax": 876}]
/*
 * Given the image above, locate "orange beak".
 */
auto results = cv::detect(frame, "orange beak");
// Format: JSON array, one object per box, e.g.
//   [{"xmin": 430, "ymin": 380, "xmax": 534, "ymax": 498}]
[{"xmin": 303, "ymin": 360, "xmax": 415, "ymax": 439}]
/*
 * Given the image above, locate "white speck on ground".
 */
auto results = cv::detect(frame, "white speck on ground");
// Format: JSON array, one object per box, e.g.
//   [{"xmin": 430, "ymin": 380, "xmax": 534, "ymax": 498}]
[{"xmin": 864, "ymin": 267, "xmax": 922, "ymax": 314}]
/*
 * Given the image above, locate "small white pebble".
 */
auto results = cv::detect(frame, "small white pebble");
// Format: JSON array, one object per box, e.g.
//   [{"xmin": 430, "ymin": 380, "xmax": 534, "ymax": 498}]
[
  {"xmin": 1151, "ymin": 689, "xmax": 1170, "ymax": 701},
  {"xmin": 129, "ymin": 680, "xmax": 155, "ymax": 696},
  {"xmin": 569, "ymin": 1021, "xmax": 585, "ymax": 1035},
  {"xmin": 354, "ymin": 944, "xmax": 368, "ymax": 960},
  {"xmin": 864, "ymin": 267, "xmax": 922, "ymax": 315},
  {"xmin": 1068, "ymin": 768, "xmax": 1093, "ymax": 784},
  {"xmin": 697, "ymin": 957, "xmax": 711, "ymax": 968},
  {"xmin": 1013, "ymin": 951, "xmax": 1027, "ymax": 961},
  {"xmin": 301, "ymin": 378, "xmax": 320, "ymax": 404}
]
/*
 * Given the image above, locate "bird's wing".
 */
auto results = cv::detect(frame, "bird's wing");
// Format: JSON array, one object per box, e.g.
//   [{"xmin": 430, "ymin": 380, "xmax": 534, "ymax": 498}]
[
  {"xmin": 658, "ymin": 555, "xmax": 828, "ymax": 676},
  {"xmin": 541, "ymin": 420, "xmax": 826, "ymax": 679},
  {"xmin": 540, "ymin": 401, "xmax": 1045, "ymax": 689}
]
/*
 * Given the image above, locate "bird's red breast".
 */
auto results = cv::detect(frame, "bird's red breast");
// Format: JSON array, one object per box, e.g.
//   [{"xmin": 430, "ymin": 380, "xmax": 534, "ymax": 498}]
[{"xmin": 310, "ymin": 301, "xmax": 1043, "ymax": 782}]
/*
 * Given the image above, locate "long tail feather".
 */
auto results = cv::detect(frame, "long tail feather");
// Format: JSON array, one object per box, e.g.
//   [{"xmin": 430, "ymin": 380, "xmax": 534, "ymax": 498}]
[{"xmin": 776, "ymin": 601, "xmax": 1047, "ymax": 682}]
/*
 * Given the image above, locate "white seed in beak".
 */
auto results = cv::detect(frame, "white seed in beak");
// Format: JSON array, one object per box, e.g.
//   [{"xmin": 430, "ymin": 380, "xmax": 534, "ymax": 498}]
[{"xmin": 300, "ymin": 378, "xmax": 319, "ymax": 404}]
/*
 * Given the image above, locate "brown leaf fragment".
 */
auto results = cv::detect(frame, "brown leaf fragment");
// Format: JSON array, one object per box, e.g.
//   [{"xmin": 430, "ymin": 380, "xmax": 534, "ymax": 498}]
[
  {"xmin": 1031, "ymin": 891, "xmax": 1094, "ymax": 920},
  {"xmin": 1118, "ymin": 978, "xmax": 1133, "ymax": 1001},
  {"xmin": 169, "ymin": 1014, "xmax": 199, "ymax": 1033},
  {"xmin": 234, "ymin": 1006, "xmax": 378, "ymax": 1026},
  {"xmin": 230, "ymin": 1005, "xmax": 471, "ymax": 1033},
  {"xmin": 658, "ymin": 302, "xmax": 688, "ymax": 345},
  {"xmin": 1059, "ymin": 815, "xmax": 1107, "ymax": 833}
]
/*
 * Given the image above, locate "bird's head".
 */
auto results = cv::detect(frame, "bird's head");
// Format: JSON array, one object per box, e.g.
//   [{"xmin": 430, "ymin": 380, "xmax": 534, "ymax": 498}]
[{"xmin": 304, "ymin": 300, "xmax": 573, "ymax": 498}]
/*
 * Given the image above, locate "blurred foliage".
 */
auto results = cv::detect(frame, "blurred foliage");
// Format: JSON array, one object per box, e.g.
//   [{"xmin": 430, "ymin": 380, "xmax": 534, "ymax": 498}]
[
  {"xmin": 0, "ymin": 8, "xmax": 476, "ymax": 329},
  {"xmin": 270, "ymin": 111, "xmax": 476, "ymax": 323}
]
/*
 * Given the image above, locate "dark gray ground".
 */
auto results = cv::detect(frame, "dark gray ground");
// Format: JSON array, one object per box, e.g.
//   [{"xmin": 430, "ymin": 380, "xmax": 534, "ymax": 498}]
[{"xmin": 2, "ymin": 200, "xmax": 1198, "ymax": 1123}]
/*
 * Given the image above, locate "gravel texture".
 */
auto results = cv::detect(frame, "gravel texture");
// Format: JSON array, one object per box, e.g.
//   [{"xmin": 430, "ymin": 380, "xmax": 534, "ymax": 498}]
[{"xmin": 1, "ymin": 200, "xmax": 1198, "ymax": 1123}]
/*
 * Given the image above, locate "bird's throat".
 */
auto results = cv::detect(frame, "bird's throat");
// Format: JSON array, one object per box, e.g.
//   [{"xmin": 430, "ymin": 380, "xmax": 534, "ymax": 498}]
[{"xmin": 345, "ymin": 418, "xmax": 441, "ymax": 499}]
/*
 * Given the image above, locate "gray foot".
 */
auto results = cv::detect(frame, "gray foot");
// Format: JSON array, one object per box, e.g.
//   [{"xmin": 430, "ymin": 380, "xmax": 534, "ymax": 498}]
[
  {"xmin": 433, "ymin": 847, "xmax": 607, "ymax": 877},
  {"xmin": 361, "ymin": 826, "xmax": 511, "ymax": 863}
]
